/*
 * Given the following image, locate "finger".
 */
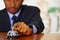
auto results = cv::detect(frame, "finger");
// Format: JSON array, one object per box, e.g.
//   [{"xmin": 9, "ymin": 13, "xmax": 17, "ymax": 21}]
[
  {"xmin": 23, "ymin": 29, "xmax": 27, "ymax": 33},
  {"xmin": 17, "ymin": 26, "xmax": 22, "ymax": 31},
  {"xmin": 19, "ymin": 27, "xmax": 26, "ymax": 33},
  {"xmin": 24, "ymin": 27, "xmax": 33, "ymax": 35},
  {"xmin": 19, "ymin": 28, "xmax": 24, "ymax": 33}
]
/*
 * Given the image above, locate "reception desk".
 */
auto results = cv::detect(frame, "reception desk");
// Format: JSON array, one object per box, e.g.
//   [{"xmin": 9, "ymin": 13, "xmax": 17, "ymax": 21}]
[{"xmin": 0, "ymin": 32, "xmax": 60, "ymax": 40}]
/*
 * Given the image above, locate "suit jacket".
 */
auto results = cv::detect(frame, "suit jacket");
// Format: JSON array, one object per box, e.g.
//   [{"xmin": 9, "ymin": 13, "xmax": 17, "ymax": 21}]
[{"xmin": 0, "ymin": 5, "xmax": 44, "ymax": 33}]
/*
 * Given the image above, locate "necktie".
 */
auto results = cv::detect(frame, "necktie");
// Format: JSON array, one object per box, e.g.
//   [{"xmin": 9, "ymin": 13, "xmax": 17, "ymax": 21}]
[{"xmin": 12, "ymin": 15, "xmax": 17, "ymax": 25}]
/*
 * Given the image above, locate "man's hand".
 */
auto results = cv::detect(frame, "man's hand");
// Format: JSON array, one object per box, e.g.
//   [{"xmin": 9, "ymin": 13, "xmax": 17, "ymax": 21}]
[{"xmin": 13, "ymin": 22, "xmax": 33, "ymax": 35}]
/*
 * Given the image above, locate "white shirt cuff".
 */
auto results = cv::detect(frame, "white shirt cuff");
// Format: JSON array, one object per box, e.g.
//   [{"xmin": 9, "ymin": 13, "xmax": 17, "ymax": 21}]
[{"xmin": 32, "ymin": 25, "xmax": 37, "ymax": 33}]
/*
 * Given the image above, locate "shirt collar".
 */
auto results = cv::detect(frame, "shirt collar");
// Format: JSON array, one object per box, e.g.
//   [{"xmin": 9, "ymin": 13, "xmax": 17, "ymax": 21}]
[{"xmin": 7, "ymin": 9, "xmax": 21, "ymax": 20}]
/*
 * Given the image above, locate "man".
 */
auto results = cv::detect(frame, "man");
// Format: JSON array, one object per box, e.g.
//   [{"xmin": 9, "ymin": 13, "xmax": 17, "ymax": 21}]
[{"xmin": 0, "ymin": 0, "xmax": 44, "ymax": 35}]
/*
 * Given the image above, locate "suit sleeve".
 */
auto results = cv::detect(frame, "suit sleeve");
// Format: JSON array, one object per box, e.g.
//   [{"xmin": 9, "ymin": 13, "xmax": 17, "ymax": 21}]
[{"xmin": 29, "ymin": 7, "xmax": 44, "ymax": 33}]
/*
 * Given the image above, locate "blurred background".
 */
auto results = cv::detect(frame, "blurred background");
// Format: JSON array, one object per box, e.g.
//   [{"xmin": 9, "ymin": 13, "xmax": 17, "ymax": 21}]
[{"xmin": 0, "ymin": 0, "xmax": 60, "ymax": 33}]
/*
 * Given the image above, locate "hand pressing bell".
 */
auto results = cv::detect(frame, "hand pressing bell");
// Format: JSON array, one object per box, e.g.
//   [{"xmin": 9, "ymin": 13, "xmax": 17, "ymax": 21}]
[{"xmin": 7, "ymin": 22, "xmax": 32, "ymax": 39}]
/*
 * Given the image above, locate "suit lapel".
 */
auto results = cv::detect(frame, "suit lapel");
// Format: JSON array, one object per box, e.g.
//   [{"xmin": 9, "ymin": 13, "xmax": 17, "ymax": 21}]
[
  {"xmin": 3, "ymin": 10, "xmax": 11, "ymax": 29},
  {"xmin": 16, "ymin": 5, "xmax": 25, "ymax": 22},
  {"xmin": 16, "ymin": 5, "xmax": 29, "ymax": 24}
]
